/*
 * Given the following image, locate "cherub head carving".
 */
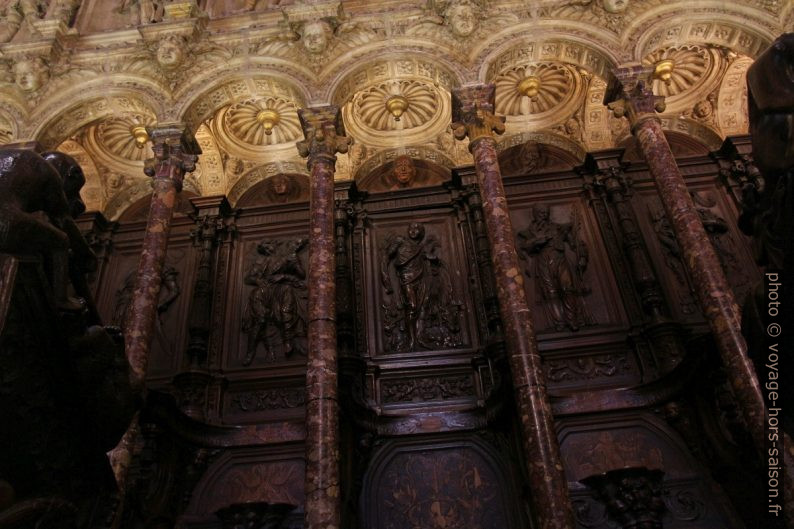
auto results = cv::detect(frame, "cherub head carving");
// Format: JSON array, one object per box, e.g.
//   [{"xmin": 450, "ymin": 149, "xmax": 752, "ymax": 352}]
[
  {"xmin": 445, "ymin": 0, "xmax": 478, "ymax": 37},
  {"xmin": 301, "ymin": 19, "xmax": 333, "ymax": 54},
  {"xmin": 602, "ymin": 0, "xmax": 629, "ymax": 13},
  {"xmin": 13, "ymin": 56, "xmax": 49, "ymax": 92},
  {"xmin": 156, "ymin": 35, "xmax": 187, "ymax": 69}
]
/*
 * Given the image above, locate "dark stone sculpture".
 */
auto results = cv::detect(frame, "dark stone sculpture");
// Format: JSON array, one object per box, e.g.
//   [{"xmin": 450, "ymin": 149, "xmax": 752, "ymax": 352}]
[
  {"xmin": 517, "ymin": 204, "xmax": 592, "ymax": 331},
  {"xmin": 380, "ymin": 221, "xmax": 462, "ymax": 352},
  {"xmin": 744, "ymin": 31, "xmax": 794, "ymax": 459},
  {"xmin": 0, "ymin": 149, "xmax": 95, "ymax": 312},
  {"xmin": 0, "ymin": 149, "xmax": 138, "ymax": 529},
  {"xmin": 242, "ymin": 237, "xmax": 308, "ymax": 364}
]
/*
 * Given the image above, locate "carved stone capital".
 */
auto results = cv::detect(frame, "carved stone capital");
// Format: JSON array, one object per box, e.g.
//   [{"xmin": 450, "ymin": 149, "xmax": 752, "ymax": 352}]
[
  {"xmin": 296, "ymin": 105, "xmax": 350, "ymax": 170},
  {"xmin": 143, "ymin": 123, "xmax": 201, "ymax": 191},
  {"xmin": 451, "ymin": 84, "xmax": 505, "ymax": 149},
  {"xmin": 605, "ymin": 66, "xmax": 666, "ymax": 129}
]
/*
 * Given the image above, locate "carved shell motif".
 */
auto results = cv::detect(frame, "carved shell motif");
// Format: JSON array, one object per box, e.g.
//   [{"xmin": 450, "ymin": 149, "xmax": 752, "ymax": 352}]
[
  {"xmin": 644, "ymin": 45, "xmax": 710, "ymax": 99},
  {"xmin": 353, "ymin": 79, "xmax": 438, "ymax": 131},
  {"xmin": 495, "ymin": 62, "xmax": 575, "ymax": 117},
  {"xmin": 96, "ymin": 114, "xmax": 156, "ymax": 162},
  {"xmin": 222, "ymin": 97, "xmax": 302, "ymax": 146}
]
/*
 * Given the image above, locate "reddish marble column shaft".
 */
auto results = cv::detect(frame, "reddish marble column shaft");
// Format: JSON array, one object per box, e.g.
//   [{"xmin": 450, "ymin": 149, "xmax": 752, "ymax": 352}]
[
  {"xmin": 634, "ymin": 117, "xmax": 767, "ymax": 437},
  {"xmin": 453, "ymin": 85, "xmax": 575, "ymax": 529},
  {"xmin": 605, "ymin": 68, "xmax": 769, "ymax": 463},
  {"xmin": 124, "ymin": 124, "xmax": 199, "ymax": 389},
  {"xmin": 298, "ymin": 106, "xmax": 349, "ymax": 529}
]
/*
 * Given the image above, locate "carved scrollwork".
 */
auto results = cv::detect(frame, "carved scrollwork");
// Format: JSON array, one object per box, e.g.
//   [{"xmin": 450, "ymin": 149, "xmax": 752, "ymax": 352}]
[{"xmin": 380, "ymin": 375, "xmax": 474, "ymax": 404}]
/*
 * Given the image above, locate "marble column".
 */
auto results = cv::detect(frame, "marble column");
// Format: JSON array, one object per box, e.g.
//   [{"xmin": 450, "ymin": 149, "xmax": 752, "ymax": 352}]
[
  {"xmin": 451, "ymin": 85, "xmax": 575, "ymax": 529},
  {"xmin": 124, "ymin": 123, "xmax": 199, "ymax": 389},
  {"xmin": 297, "ymin": 106, "xmax": 350, "ymax": 529},
  {"xmin": 604, "ymin": 66, "xmax": 767, "ymax": 455}
]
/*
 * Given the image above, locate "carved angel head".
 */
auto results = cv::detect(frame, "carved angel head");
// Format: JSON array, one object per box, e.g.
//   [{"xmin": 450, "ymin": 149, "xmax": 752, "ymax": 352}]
[
  {"xmin": 602, "ymin": 0, "xmax": 629, "ymax": 13},
  {"xmin": 301, "ymin": 20, "xmax": 333, "ymax": 54},
  {"xmin": 445, "ymin": 0, "xmax": 478, "ymax": 37},
  {"xmin": 156, "ymin": 35, "xmax": 188, "ymax": 69},
  {"xmin": 13, "ymin": 56, "xmax": 48, "ymax": 92}
]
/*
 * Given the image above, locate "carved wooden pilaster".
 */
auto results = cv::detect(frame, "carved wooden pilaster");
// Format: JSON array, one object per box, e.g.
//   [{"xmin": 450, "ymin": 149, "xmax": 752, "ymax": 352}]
[
  {"xmin": 451, "ymin": 84, "xmax": 575, "ymax": 529},
  {"xmin": 605, "ymin": 66, "xmax": 767, "ymax": 462},
  {"xmin": 125, "ymin": 123, "xmax": 200, "ymax": 390},
  {"xmin": 582, "ymin": 151, "xmax": 685, "ymax": 375},
  {"xmin": 172, "ymin": 196, "xmax": 235, "ymax": 420},
  {"xmin": 334, "ymin": 180, "xmax": 355, "ymax": 357},
  {"xmin": 297, "ymin": 105, "xmax": 350, "ymax": 529}
]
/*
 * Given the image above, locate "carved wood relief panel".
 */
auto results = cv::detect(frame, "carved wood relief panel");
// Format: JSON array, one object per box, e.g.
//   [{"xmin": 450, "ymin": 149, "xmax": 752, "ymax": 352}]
[
  {"xmin": 560, "ymin": 414, "xmax": 743, "ymax": 529},
  {"xmin": 361, "ymin": 210, "xmax": 476, "ymax": 358},
  {"xmin": 509, "ymin": 198, "xmax": 627, "ymax": 336},
  {"xmin": 634, "ymin": 174, "xmax": 758, "ymax": 324},
  {"xmin": 97, "ymin": 221, "xmax": 196, "ymax": 381},
  {"xmin": 362, "ymin": 437, "xmax": 524, "ymax": 529},
  {"xmin": 221, "ymin": 206, "xmax": 309, "ymax": 372},
  {"xmin": 184, "ymin": 448, "xmax": 305, "ymax": 520}
]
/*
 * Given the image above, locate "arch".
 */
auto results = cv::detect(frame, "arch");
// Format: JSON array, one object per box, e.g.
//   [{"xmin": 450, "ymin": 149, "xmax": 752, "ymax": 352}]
[
  {"xmin": 227, "ymin": 160, "xmax": 309, "ymax": 207},
  {"xmin": 235, "ymin": 173, "xmax": 310, "ymax": 208},
  {"xmin": 619, "ymin": 128, "xmax": 715, "ymax": 163},
  {"xmin": 476, "ymin": 29, "xmax": 621, "ymax": 84},
  {"xmin": 116, "ymin": 188, "xmax": 198, "ymax": 223},
  {"xmin": 353, "ymin": 146, "xmax": 457, "ymax": 183},
  {"xmin": 174, "ymin": 67, "xmax": 312, "ymax": 134},
  {"xmin": 323, "ymin": 50, "xmax": 465, "ymax": 107},
  {"xmin": 30, "ymin": 83, "xmax": 165, "ymax": 150},
  {"xmin": 628, "ymin": 6, "xmax": 776, "ymax": 61},
  {"xmin": 496, "ymin": 131, "xmax": 586, "ymax": 164},
  {"xmin": 357, "ymin": 156, "xmax": 451, "ymax": 193}
]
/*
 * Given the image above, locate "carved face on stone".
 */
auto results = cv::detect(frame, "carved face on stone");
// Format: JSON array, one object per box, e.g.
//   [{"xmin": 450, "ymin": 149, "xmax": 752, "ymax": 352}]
[
  {"xmin": 272, "ymin": 175, "xmax": 290, "ymax": 195},
  {"xmin": 693, "ymin": 99, "xmax": 713, "ymax": 119},
  {"xmin": 393, "ymin": 155, "xmax": 416, "ymax": 185},
  {"xmin": 302, "ymin": 20, "xmax": 332, "ymax": 54},
  {"xmin": 156, "ymin": 36, "xmax": 186, "ymax": 69},
  {"xmin": 602, "ymin": 0, "xmax": 629, "ymax": 13},
  {"xmin": 13, "ymin": 57, "xmax": 48, "ymax": 92},
  {"xmin": 447, "ymin": 4, "xmax": 477, "ymax": 37}
]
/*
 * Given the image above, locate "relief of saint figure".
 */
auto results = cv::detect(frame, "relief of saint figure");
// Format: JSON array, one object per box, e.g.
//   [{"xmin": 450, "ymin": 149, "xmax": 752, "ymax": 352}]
[
  {"xmin": 517, "ymin": 204, "xmax": 593, "ymax": 332},
  {"xmin": 380, "ymin": 222, "xmax": 462, "ymax": 352},
  {"xmin": 242, "ymin": 237, "xmax": 308, "ymax": 365}
]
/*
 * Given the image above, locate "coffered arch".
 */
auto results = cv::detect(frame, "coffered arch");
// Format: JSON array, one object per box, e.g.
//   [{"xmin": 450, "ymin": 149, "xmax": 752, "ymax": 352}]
[
  {"xmin": 629, "ymin": 11, "xmax": 775, "ymax": 62},
  {"xmin": 30, "ymin": 86, "xmax": 166, "ymax": 150}
]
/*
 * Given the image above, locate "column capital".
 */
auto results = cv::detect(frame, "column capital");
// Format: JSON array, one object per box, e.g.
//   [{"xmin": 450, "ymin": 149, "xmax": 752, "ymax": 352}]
[
  {"xmin": 604, "ymin": 66, "xmax": 666, "ymax": 129},
  {"xmin": 296, "ymin": 105, "xmax": 350, "ymax": 169},
  {"xmin": 143, "ymin": 122, "xmax": 201, "ymax": 191},
  {"xmin": 451, "ymin": 84, "xmax": 505, "ymax": 149}
]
